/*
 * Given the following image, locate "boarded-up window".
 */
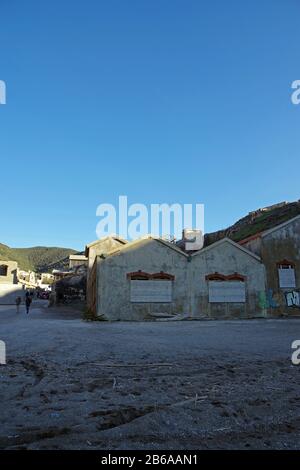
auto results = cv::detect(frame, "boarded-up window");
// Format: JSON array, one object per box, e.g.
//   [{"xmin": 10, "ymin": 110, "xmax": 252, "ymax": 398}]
[
  {"xmin": 208, "ymin": 281, "xmax": 246, "ymax": 303},
  {"xmin": 278, "ymin": 265, "xmax": 296, "ymax": 288},
  {"xmin": 130, "ymin": 280, "xmax": 172, "ymax": 303}
]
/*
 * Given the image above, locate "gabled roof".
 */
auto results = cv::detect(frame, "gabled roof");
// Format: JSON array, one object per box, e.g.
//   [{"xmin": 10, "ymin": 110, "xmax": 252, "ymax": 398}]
[
  {"xmin": 98, "ymin": 235, "xmax": 189, "ymax": 259},
  {"xmin": 261, "ymin": 214, "xmax": 300, "ymax": 238},
  {"xmin": 191, "ymin": 237, "xmax": 262, "ymax": 262},
  {"xmin": 85, "ymin": 236, "xmax": 127, "ymax": 256},
  {"xmin": 86, "ymin": 235, "xmax": 127, "ymax": 249}
]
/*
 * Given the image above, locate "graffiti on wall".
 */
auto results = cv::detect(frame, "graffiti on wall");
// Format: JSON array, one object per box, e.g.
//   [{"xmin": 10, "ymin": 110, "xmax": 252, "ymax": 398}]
[
  {"xmin": 259, "ymin": 289, "xmax": 279, "ymax": 310},
  {"xmin": 285, "ymin": 291, "xmax": 300, "ymax": 307}
]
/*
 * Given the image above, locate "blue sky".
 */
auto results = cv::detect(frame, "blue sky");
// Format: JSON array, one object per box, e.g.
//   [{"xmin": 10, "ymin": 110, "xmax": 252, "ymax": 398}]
[{"xmin": 0, "ymin": 0, "xmax": 299, "ymax": 250}]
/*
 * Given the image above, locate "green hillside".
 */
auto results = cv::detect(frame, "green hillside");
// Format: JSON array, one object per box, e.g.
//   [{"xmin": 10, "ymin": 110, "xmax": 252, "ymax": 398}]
[{"xmin": 0, "ymin": 244, "xmax": 77, "ymax": 272}]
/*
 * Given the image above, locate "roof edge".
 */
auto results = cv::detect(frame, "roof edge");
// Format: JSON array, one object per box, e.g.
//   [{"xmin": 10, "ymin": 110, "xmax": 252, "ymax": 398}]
[
  {"xmin": 85, "ymin": 236, "xmax": 128, "ymax": 255},
  {"xmin": 191, "ymin": 237, "xmax": 262, "ymax": 262},
  {"xmin": 261, "ymin": 214, "xmax": 300, "ymax": 238},
  {"xmin": 97, "ymin": 235, "xmax": 189, "ymax": 259}
]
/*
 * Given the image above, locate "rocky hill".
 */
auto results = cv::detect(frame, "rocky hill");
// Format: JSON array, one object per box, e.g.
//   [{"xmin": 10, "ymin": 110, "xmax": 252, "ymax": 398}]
[{"xmin": 205, "ymin": 200, "xmax": 300, "ymax": 246}]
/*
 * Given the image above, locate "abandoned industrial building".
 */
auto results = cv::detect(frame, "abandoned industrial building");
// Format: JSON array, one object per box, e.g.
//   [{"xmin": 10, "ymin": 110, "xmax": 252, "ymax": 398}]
[
  {"xmin": 239, "ymin": 214, "xmax": 300, "ymax": 316},
  {"xmin": 85, "ymin": 214, "xmax": 300, "ymax": 320}
]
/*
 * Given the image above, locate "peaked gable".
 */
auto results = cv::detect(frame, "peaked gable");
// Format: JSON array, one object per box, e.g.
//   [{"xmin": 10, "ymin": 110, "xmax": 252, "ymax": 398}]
[{"xmin": 191, "ymin": 237, "xmax": 262, "ymax": 262}]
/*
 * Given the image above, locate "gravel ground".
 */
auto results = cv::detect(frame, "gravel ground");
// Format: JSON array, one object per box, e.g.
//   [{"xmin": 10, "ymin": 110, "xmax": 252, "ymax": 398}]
[{"xmin": 0, "ymin": 301, "xmax": 300, "ymax": 450}]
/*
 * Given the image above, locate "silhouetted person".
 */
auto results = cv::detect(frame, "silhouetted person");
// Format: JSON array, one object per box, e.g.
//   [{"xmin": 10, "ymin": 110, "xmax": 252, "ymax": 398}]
[
  {"xmin": 15, "ymin": 296, "xmax": 21, "ymax": 313},
  {"xmin": 25, "ymin": 295, "xmax": 32, "ymax": 314}
]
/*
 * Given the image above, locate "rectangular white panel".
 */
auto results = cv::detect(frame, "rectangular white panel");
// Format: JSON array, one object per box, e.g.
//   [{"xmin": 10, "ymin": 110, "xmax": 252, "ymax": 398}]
[
  {"xmin": 278, "ymin": 268, "xmax": 296, "ymax": 288},
  {"xmin": 209, "ymin": 281, "xmax": 246, "ymax": 303},
  {"xmin": 130, "ymin": 280, "xmax": 172, "ymax": 303}
]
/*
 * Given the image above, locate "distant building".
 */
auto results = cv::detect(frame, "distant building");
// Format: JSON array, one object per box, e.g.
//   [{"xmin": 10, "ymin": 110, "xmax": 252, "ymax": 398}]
[
  {"xmin": 0, "ymin": 261, "xmax": 24, "ymax": 304},
  {"xmin": 52, "ymin": 269, "xmax": 71, "ymax": 282},
  {"xmin": 17, "ymin": 269, "xmax": 37, "ymax": 287},
  {"xmin": 69, "ymin": 255, "xmax": 88, "ymax": 270},
  {"xmin": 0, "ymin": 261, "xmax": 18, "ymax": 284},
  {"xmin": 41, "ymin": 273, "xmax": 55, "ymax": 284}
]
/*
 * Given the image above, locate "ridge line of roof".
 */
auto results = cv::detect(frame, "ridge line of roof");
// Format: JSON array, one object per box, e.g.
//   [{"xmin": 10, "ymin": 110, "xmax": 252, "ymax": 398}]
[
  {"xmin": 191, "ymin": 237, "xmax": 262, "ymax": 262},
  {"xmin": 97, "ymin": 235, "xmax": 189, "ymax": 258}
]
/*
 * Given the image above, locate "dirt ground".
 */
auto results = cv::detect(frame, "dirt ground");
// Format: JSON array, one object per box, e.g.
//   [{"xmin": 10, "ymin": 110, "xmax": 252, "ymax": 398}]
[{"xmin": 0, "ymin": 301, "xmax": 300, "ymax": 450}]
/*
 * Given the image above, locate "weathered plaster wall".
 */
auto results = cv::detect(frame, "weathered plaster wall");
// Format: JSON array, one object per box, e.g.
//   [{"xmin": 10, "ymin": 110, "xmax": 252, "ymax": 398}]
[
  {"xmin": 240, "ymin": 237, "xmax": 262, "ymax": 257},
  {"xmin": 190, "ymin": 240, "xmax": 266, "ymax": 319},
  {"xmin": 261, "ymin": 218, "xmax": 300, "ymax": 317},
  {"xmin": 97, "ymin": 239, "xmax": 189, "ymax": 321},
  {"xmin": 86, "ymin": 238, "xmax": 125, "ymax": 309}
]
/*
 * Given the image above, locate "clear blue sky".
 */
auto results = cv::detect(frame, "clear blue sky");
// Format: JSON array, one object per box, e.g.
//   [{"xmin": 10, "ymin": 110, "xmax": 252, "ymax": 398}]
[{"xmin": 0, "ymin": 0, "xmax": 299, "ymax": 250}]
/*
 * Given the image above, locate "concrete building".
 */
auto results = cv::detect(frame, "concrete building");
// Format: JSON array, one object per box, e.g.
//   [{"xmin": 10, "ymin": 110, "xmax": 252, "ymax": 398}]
[
  {"xmin": 0, "ymin": 261, "xmax": 24, "ymax": 304},
  {"xmin": 41, "ymin": 273, "xmax": 55, "ymax": 284},
  {"xmin": 88, "ymin": 236, "xmax": 266, "ymax": 321},
  {"xmin": 239, "ymin": 214, "xmax": 300, "ymax": 316},
  {"xmin": 52, "ymin": 269, "xmax": 71, "ymax": 282},
  {"xmin": 0, "ymin": 261, "xmax": 18, "ymax": 284},
  {"xmin": 85, "ymin": 236, "xmax": 127, "ymax": 310},
  {"xmin": 17, "ymin": 269, "xmax": 38, "ymax": 288}
]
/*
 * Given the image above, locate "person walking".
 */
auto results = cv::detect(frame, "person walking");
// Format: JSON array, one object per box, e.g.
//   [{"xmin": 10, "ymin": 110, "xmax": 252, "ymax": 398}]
[
  {"xmin": 25, "ymin": 294, "xmax": 32, "ymax": 314},
  {"xmin": 15, "ymin": 296, "xmax": 21, "ymax": 313}
]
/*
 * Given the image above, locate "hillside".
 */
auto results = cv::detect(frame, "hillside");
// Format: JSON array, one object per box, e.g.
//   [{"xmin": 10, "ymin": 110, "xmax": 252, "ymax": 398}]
[
  {"xmin": 205, "ymin": 200, "xmax": 300, "ymax": 246},
  {"xmin": 0, "ymin": 244, "xmax": 77, "ymax": 272}
]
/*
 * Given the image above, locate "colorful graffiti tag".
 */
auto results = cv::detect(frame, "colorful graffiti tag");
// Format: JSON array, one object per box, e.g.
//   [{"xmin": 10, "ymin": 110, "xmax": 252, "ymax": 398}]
[
  {"xmin": 285, "ymin": 291, "xmax": 300, "ymax": 307},
  {"xmin": 259, "ymin": 289, "xmax": 278, "ymax": 310}
]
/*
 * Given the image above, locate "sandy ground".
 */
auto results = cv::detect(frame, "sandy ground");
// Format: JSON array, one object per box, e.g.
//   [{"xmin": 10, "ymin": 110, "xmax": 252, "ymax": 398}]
[{"xmin": 0, "ymin": 301, "xmax": 300, "ymax": 450}]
